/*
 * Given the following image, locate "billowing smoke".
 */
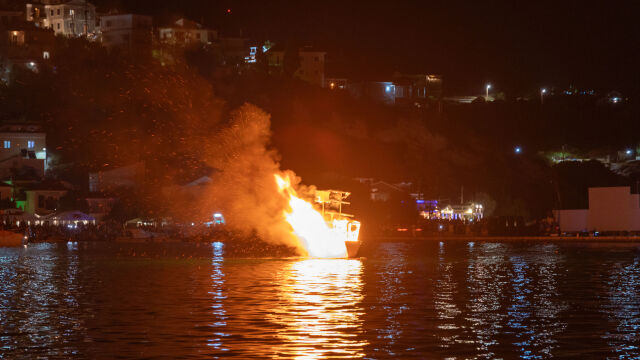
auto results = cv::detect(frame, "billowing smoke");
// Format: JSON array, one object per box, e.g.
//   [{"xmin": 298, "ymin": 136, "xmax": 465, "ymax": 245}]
[{"xmin": 202, "ymin": 103, "xmax": 308, "ymax": 252}]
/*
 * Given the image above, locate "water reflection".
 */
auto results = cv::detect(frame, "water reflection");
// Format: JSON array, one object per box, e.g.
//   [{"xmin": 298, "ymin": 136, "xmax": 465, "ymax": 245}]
[
  {"xmin": 364, "ymin": 242, "xmax": 420, "ymax": 358},
  {"xmin": 270, "ymin": 259, "xmax": 367, "ymax": 359},
  {"xmin": 435, "ymin": 241, "xmax": 462, "ymax": 349},
  {"xmin": 0, "ymin": 244, "xmax": 86, "ymax": 357},
  {"xmin": 465, "ymin": 242, "xmax": 511, "ymax": 358},
  {"xmin": 507, "ymin": 244, "xmax": 567, "ymax": 359},
  {"xmin": 3, "ymin": 241, "xmax": 640, "ymax": 358},
  {"xmin": 207, "ymin": 242, "xmax": 228, "ymax": 351},
  {"xmin": 604, "ymin": 257, "xmax": 640, "ymax": 359}
]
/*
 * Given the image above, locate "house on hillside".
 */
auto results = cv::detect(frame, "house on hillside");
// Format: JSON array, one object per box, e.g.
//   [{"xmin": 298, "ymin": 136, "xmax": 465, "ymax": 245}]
[
  {"xmin": 158, "ymin": 17, "xmax": 217, "ymax": 47},
  {"xmin": 17, "ymin": 180, "xmax": 69, "ymax": 214},
  {"xmin": 0, "ymin": 21, "xmax": 55, "ymax": 81},
  {"xmin": 0, "ymin": 124, "xmax": 47, "ymax": 178},
  {"xmin": 26, "ymin": 0, "xmax": 97, "ymax": 38},
  {"xmin": 100, "ymin": 13, "xmax": 152, "ymax": 52},
  {"xmin": 268, "ymin": 45, "xmax": 326, "ymax": 87}
]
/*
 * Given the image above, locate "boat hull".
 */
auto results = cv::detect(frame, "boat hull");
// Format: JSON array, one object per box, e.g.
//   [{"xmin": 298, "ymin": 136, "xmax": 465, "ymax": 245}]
[
  {"xmin": 0, "ymin": 231, "xmax": 25, "ymax": 247},
  {"xmin": 345, "ymin": 240, "xmax": 361, "ymax": 258}
]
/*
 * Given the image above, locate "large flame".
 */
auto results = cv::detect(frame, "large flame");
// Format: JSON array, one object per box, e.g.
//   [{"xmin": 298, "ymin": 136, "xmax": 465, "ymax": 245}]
[{"xmin": 275, "ymin": 174, "xmax": 349, "ymax": 258}]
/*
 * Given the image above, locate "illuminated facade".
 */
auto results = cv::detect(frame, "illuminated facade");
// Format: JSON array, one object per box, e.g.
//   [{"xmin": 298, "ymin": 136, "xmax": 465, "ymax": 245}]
[
  {"xmin": 26, "ymin": 0, "xmax": 97, "ymax": 37},
  {"xmin": 420, "ymin": 201, "xmax": 484, "ymax": 221},
  {"xmin": 0, "ymin": 124, "xmax": 47, "ymax": 178}
]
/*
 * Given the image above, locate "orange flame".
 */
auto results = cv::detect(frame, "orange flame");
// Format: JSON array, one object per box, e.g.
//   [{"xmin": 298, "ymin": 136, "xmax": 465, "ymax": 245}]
[{"xmin": 275, "ymin": 174, "xmax": 349, "ymax": 258}]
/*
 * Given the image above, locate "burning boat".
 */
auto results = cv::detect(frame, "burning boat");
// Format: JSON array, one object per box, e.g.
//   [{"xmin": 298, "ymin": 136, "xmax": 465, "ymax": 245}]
[
  {"xmin": 276, "ymin": 174, "xmax": 361, "ymax": 258},
  {"xmin": 314, "ymin": 190, "xmax": 362, "ymax": 258}
]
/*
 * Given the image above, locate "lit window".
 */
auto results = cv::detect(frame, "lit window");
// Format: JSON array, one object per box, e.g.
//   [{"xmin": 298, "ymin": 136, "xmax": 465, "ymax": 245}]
[
  {"xmin": 3, "ymin": 141, "xmax": 10, "ymax": 149},
  {"xmin": 43, "ymin": 51, "xmax": 50, "ymax": 59},
  {"xmin": 28, "ymin": 140, "xmax": 35, "ymax": 149}
]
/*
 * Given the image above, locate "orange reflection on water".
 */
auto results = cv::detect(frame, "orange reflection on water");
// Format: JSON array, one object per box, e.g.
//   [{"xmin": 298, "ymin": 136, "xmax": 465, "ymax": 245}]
[{"xmin": 270, "ymin": 259, "xmax": 368, "ymax": 359}]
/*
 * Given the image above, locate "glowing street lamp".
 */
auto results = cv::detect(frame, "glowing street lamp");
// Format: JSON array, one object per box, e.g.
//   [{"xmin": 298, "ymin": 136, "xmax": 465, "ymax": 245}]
[
  {"xmin": 485, "ymin": 84, "xmax": 491, "ymax": 99},
  {"xmin": 514, "ymin": 146, "xmax": 522, "ymax": 154},
  {"xmin": 541, "ymin": 88, "xmax": 547, "ymax": 104}
]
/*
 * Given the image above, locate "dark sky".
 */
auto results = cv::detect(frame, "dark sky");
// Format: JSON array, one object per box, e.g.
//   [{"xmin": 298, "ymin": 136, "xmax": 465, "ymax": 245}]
[{"xmin": 97, "ymin": 0, "xmax": 639, "ymax": 94}]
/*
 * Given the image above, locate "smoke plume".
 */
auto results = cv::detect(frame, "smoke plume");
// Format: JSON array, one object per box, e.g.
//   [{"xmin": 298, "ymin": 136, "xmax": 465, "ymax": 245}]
[{"xmin": 203, "ymin": 103, "xmax": 308, "ymax": 253}]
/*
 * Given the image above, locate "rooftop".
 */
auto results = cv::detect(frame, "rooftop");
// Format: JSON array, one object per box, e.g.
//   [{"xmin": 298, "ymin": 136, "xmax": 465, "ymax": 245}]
[{"xmin": 0, "ymin": 123, "xmax": 45, "ymax": 133}]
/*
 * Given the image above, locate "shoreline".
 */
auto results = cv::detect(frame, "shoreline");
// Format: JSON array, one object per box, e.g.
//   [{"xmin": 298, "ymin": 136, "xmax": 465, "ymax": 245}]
[{"xmin": 368, "ymin": 235, "xmax": 640, "ymax": 243}]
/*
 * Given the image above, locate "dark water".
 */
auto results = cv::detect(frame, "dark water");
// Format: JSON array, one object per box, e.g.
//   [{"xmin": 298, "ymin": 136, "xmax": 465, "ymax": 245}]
[{"xmin": 1, "ymin": 240, "xmax": 639, "ymax": 359}]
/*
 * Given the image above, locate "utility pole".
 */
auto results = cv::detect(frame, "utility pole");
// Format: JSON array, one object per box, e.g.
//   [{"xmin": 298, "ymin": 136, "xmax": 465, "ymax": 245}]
[{"xmin": 460, "ymin": 186, "xmax": 464, "ymax": 205}]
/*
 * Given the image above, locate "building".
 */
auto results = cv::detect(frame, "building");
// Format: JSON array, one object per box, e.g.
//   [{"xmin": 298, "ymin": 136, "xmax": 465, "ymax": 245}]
[
  {"xmin": 325, "ymin": 77, "xmax": 348, "ymax": 90},
  {"xmin": 100, "ymin": 13, "xmax": 152, "ymax": 51},
  {"xmin": 554, "ymin": 186, "xmax": 640, "ymax": 232},
  {"xmin": 88, "ymin": 162, "xmax": 144, "ymax": 192},
  {"xmin": 419, "ymin": 201, "xmax": 484, "ymax": 221},
  {"xmin": 218, "ymin": 36, "xmax": 250, "ymax": 64},
  {"xmin": 157, "ymin": 18, "xmax": 217, "ymax": 47},
  {"xmin": 268, "ymin": 46, "xmax": 326, "ymax": 87},
  {"xmin": 85, "ymin": 196, "xmax": 116, "ymax": 220},
  {"xmin": 0, "ymin": 181, "xmax": 12, "ymax": 201},
  {"xmin": 347, "ymin": 81, "xmax": 397, "ymax": 105},
  {"xmin": 26, "ymin": 0, "xmax": 96, "ymax": 37},
  {"xmin": 368, "ymin": 180, "xmax": 407, "ymax": 202},
  {"xmin": 0, "ymin": 22, "xmax": 54, "ymax": 81},
  {"xmin": 0, "ymin": 10, "xmax": 23, "ymax": 28},
  {"xmin": 393, "ymin": 73, "xmax": 443, "ymax": 105},
  {"xmin": 17, "ymin": 181, "xmax": 68, "ymax": 214},
  {"xmin": 0, "ymin": 124, "xmax": 46, "ymax": 178},
  {"xmin": 295, "ymin": 47, "xmax": 325, "ymax": 86},
  {"xmin": 324, "ymin": 73, "xmax": 443, "ymax": 106}
]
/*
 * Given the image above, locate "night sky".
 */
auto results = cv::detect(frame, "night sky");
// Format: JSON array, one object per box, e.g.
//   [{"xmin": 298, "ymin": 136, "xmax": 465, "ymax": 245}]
[{"xmin": 96, "ymin": 0, "xmax": 638, "ymax": 95}]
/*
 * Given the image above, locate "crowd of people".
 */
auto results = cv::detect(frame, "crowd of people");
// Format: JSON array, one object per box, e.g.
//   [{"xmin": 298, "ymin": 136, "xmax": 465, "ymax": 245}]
[
  {"xmin": 379, "ymin": 216, "xmax": 559, "ymax": 237},
  {"xmin": 1, "ymin": 222, "xmax": 300, "ymax": 257}
]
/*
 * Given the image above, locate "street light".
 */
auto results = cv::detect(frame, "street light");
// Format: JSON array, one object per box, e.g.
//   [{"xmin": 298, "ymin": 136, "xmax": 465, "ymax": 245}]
[
  {"xmin": 514, "ymin": 146, "xmax": 522, "ymax": 154},
  {"xmin": 485, "ymin": 84, "xmax": 491, "ymax": 100},
  {"xmin": 541, "ymin": 88, "xmax": 547, "ymax": 104}
]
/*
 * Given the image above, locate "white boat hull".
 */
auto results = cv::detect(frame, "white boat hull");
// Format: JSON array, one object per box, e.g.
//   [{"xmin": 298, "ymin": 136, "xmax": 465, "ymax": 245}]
[{"xmin": 345, "ymin": 241, "xmax": 361, "ymax": 258}]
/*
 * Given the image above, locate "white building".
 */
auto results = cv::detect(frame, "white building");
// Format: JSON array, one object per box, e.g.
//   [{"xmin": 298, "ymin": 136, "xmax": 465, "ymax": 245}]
[
  {"xmin": 100, "ymin": 14, "xmax": 152, "ymax": 50},
  {"xmin": 158, "ymin": 18, "xmax": 217, "ymax": 46},
  {"xmin": 554, "ymin": 186, "xmax": 640, "ymax": 232},
  {"xmin": 26, "ymin": 0, "xmax": 96, "ymax": 37},
  {"xmin": 0, "ymin": 124, "xmax": 46, "ymax": 178}
]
